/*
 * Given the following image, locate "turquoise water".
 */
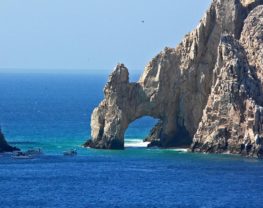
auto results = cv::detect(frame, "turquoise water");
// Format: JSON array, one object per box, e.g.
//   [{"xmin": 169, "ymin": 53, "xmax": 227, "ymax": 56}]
[
  {"xmin": 0, "ymin": 73, "xmax": 156, "ymax": 154},
  {"xmin": 0, "ymin": 73, "xmax": 263, "ymax": 208}
]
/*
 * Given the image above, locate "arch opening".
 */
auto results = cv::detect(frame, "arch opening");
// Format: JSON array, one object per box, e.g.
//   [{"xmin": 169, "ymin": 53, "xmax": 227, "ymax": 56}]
[{"xmin": 124, "ymin": 116, "xmax": 159, "ymax": 148}]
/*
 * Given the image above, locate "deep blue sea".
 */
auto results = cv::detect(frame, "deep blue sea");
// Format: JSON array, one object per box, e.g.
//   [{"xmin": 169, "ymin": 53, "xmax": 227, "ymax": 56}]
[{"xmin": 0, "ymin": 73, "xmax": 263, "ymax": 208}]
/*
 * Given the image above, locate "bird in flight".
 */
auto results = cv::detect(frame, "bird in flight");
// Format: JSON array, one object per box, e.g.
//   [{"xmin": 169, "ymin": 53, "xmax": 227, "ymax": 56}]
[{"xmin": 141, "ymin": 20, "xmax": 144, "ymax": 23}]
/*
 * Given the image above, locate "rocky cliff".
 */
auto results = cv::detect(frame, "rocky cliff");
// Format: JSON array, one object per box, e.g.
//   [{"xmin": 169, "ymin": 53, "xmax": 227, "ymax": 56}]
[
  {"xmin": 85, "ymin": 0, "xmax": 263, "ymax": 157},
  {"xmin": 0, "ymin": 129, "xmax": 19, "ymax": 153}
]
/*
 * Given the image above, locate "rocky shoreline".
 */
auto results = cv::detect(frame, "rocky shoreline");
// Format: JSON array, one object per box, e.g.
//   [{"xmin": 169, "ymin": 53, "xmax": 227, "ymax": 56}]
[{"xmin": 85, "ymin": 0, "xmax": 263, "ymax": 158}]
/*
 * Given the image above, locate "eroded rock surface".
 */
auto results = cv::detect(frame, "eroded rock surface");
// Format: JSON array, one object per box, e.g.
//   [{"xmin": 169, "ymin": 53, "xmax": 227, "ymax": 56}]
[
  {"xmin": 192, "ymin": 35, "xmax": 263, "ymax": 156},
  {"xmin": 240, "ymin": 5, "xmax": 263, "ymax": 99},
  {"xmin": 192, "ymin": 5, "xmax": 263, "ymax": 157},
  {"xmin": 86, "ymin": 0, "xmax": 263, "ymax": 157}
]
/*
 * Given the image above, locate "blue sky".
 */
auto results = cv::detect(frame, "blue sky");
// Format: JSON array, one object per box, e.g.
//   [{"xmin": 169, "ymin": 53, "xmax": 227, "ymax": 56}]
[{"xmin": 0, "ymin": 0, "xmax": 211, "ymax": 73}]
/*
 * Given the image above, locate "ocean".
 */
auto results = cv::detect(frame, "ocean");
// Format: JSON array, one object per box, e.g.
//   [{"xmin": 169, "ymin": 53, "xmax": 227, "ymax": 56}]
[{"xmin": 0, "ymin": 73, "xmax": 263, "ymax": 208}]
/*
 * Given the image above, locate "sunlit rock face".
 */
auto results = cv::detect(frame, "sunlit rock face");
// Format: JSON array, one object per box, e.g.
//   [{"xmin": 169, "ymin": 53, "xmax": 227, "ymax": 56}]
[
  {"xmin": 85, "ymin": 0, "xmax": 263, "ymax": 157},
  {"xmin": 192, "ymin": 35, "xmax": 263, "ymax": 155},
  {"xmin": 241, "ymin": 0, "xmax": 256, "ymax": 6}
]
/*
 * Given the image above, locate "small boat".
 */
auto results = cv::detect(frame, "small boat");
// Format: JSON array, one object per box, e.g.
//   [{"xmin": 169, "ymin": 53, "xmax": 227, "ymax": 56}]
[
  {"xmin": 63, "ymin": 149, "xmax": 77, "ymax": 156},
  {"xmin": 12, "ymin": 151, "xmax": 34, "ymax": 159}
]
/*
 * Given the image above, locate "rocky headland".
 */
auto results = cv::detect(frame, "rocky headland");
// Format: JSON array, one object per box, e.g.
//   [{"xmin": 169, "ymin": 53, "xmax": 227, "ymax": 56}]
[
  {"xmin": 0, "ymin": 129, "xmax": 19, "ymax": 153},
  {"xmin": 85, "ymin": 0, "xmax": 263, "ymax": 157}
]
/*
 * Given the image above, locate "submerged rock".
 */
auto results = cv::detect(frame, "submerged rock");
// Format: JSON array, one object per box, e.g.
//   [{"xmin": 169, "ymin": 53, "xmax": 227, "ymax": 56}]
[
  {"xmin": 0, "ymin": 129, "xmax": 20, "ymax": 153},
  {"xmin": 86, "ymin": 0, "xmax": 263, "ymax": 157}
]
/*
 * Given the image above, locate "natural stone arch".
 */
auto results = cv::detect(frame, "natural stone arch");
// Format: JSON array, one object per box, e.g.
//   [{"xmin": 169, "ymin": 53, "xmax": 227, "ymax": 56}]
[
  {"xmin": 85, "ymin": 64, "xmax": 194, "ymax": 149},
  {"xmin": 86, "ymin": 65, "xmax": 163, "ymax": 149}
]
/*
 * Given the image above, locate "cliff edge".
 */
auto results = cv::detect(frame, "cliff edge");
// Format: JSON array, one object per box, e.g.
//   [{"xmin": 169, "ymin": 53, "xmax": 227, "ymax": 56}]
[{"xmin": 85, "ymin": 0, "xmax": 263, "ymax": 157}]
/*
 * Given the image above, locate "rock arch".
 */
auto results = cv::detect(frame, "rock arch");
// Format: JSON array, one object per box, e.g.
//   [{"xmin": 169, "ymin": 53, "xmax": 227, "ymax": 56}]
[
  {"xmin": 85, "ymin": 0, "xmax": 263, "ymax": 153},
  {"xmin": 86, "ymin": 62, "xmax": 203, "ymax": 150}
]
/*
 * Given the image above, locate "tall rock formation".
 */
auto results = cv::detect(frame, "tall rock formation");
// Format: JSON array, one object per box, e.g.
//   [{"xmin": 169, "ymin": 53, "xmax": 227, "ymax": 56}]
[{"xmin": 85, "ymin": 0, "xmax": 263, "ymax": 157}]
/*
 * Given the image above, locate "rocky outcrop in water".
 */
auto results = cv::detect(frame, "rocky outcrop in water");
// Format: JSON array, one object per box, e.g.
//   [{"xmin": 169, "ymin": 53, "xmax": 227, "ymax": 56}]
[
  {"xmin": 85, "ymin": 0, "xmax": 263, "ymax": 157},
  {"xmin": 0, "ymin": 129, "xmax": 19, "ymax": 153}
]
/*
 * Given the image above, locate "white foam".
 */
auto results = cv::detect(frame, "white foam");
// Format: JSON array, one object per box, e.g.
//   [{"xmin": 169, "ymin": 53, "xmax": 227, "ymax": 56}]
[
  {"xmin": 167, "ymin": 148, "xmax": 188, "ymax": 152},
  {"xmin": 124, "ymin": 139, "xmax": 149, "ymax": 148}
]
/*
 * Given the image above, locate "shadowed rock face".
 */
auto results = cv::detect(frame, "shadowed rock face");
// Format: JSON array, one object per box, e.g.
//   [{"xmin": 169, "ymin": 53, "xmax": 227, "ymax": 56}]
[
  {"xmin": 0, "ymin": 130, "xmax": 20, "ymax": 153},
  {"xmin": 85, "ymin": 0, "xmax": 263, "ymax": 156}
]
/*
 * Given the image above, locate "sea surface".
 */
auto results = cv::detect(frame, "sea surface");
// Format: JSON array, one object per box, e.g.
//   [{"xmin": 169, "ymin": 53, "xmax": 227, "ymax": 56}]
[{"xmin": 0, "ymin": 73, "xmax": 263, "ymax": 208}]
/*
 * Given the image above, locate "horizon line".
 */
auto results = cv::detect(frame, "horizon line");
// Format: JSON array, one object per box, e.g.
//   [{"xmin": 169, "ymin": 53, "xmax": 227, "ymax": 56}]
[{"xmin": 0, "ymin": 67, "xmax": 143, "ymax": 74}]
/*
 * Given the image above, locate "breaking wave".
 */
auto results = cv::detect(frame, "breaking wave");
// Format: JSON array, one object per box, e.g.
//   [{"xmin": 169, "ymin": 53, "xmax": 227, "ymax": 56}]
[{"xmin": 124, "ymin": 139, "xmax": 149, "ymax": 148}]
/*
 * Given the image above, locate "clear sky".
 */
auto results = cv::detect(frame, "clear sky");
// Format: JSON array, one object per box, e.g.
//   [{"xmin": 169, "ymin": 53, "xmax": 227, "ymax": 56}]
[{"xmin": 0, "ymin": 0, "xmax": 211, "ymax": 73}]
